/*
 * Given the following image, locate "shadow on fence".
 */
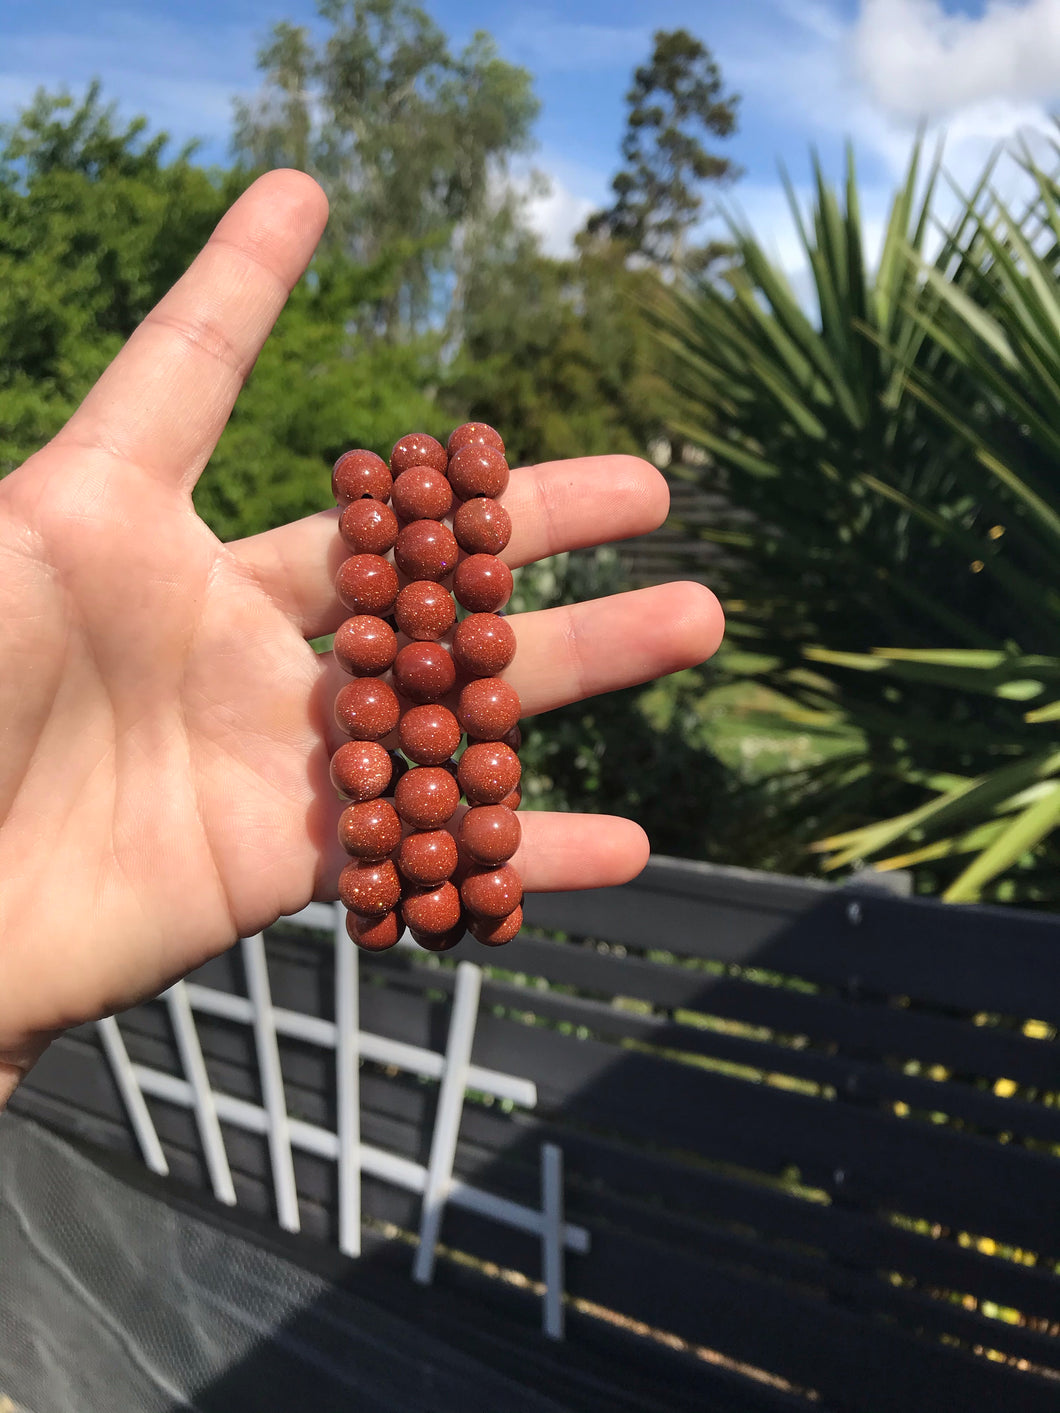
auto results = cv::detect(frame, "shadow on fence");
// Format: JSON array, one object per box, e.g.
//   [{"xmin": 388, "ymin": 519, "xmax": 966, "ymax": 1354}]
[{"xmin": 8, "ymin": 856, "xmax": 1060, "ymax": 1412}]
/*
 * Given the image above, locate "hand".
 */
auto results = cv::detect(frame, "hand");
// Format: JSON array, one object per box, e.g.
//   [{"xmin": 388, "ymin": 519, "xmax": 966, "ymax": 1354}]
[{"xmin": 0, "ymin": 171, "xmax": 724, "ymax": 1105}]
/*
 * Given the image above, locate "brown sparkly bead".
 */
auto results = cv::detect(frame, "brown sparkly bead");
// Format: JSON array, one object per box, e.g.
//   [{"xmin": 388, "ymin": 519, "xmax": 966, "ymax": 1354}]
[
  {"xmin": 336, "ymin": 554, "xmax": 399, "ymax": 616},
  {"xmin": 399, "ymin": 704, "xmax": 462, "ymax": 765},
  {"xmin": 332, "ymin": 449, "xmax": 391, "ymax": 506},
  {"xmin": 454, "ymin": 554, "xmax": 513, "ymax": 613},
  {"xmin": 394, "ymin": 520, "xmax": 460, "ymax": 582},
  {"xmin": 330, "ymin": 741, "xmax": 393, "ymax": 801},
  {"xmin": 470, "ymin": 905, "xmax": 523, "ymax": 947},
  {"xmin": 459, "ymin": 805, "xmax": 521, "ymax": 866},
  {"xmin": 452, "ymin": 613, "xmax": 516, "ymax": 678},
  {"xmin": 394, "ymin": 766, "xmax": 461, "ymax": 829},
  {"xmin": 391, "ymin": 432, "xmax": 447, "ymax": 476},
  {"xmin": 402, "ymin": 881, "xmax": 462, "ymax": 935},
  {"xmin": 338, "ymin": 799, "xmax": 402, "ymax": 861},
  {"xmin": 501, "ymin": 787, "xmax": 522, "ymax": 811},
  {"xmin": 333, "ymin": 615, "xmax": 398, "ymax": 676},
  {"xmin": 339, "ymin": 499, "xmax": 399, "ymax": 555},
  {"xmin": 458, "ymin": 677, "xmax": 521, "ymax": 740},
  {"xmin": 453, "ymin": 497, "xmax": 511, "ymax": 556},
  {"xmin": 411, "ymin": 923, "xmax": 465, "ymax": 952},
  {"xmin": 391, "ymin": 466, "xmax": 453, "ymax": 522},
  {"xmin": 394, "ymin": 581, "xmax": 456, "ymax": 641},
  {"xmin": 397, "ymin": 829, "xmax": 459, "ymax": 886},
  {"xmin": 447, "ymin": 444, "xmax": 510, "ymax": 500},
  {"xmin": 457, "ymin": 742, "xmax": 522, "ymax": 804},
  {"xmin": 335, "ymin": 678, "xmax": 401, "ymax": 741},
  {"xmin": 339, "ymin": 858, "xmax": 402, "ymax": 918},
  {"xmin": 392, "ymin": 642, "xmax": 457, "ymax": 704},
  {"xmin": 461, "ymin": 864, "xmax": 523, "ymax": 919},
  {"xmin": 348, "ymin": 909, "xmax": 402, "ymax": 951},
  {"xmin": 447, "ymin": 421, "xmax": 505, "ymax": 458}
]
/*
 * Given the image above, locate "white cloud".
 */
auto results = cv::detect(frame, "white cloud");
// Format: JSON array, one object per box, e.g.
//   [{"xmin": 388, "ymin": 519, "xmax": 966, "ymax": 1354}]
[
  {"xmin": 524, "ymin": 173, "xmax": 599, "ymax": 256},
  {"xmin": 852, "ymin": 0, "xmax": 1060, "ymax": 121}
]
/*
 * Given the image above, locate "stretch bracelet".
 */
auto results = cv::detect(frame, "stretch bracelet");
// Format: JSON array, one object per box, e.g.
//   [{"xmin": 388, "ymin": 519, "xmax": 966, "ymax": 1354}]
[{"xmin": 330, "ymin": 424, "xmax": 523, "ymax": 953}]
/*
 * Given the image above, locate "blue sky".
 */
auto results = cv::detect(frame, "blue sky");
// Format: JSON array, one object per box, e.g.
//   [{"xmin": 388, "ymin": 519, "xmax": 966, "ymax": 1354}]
[{"xmin": 3, "ymin": 0, "xmax": 1060, "ymax": 267}]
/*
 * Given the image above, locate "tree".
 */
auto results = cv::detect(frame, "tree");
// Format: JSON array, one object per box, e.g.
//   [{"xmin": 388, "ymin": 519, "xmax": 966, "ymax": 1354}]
[
  {"xmin": 444, "ymin": 213, "xmax": 670, "ymax": 467},
  {"xmin": 0, "ymin": 84, "xmax": 445, "ymax": 538},
  {"xmin": 233, "ymin": 0, "xmax": 538, "ymax": 340},
  {"xmin": 657, "ymin": 142, "xmax": 1060, "ymax": 903},
  {"xmin": 0, "ymin": 84, "xmax": 237, "ymax": 476},
  {"xmin": 587, "ymin": 29, "xmax": 740, "ymax": 274}
]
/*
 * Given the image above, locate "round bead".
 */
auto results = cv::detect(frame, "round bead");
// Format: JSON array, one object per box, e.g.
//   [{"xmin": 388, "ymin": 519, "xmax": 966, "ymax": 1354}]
[
  {"xmin": 458, "ymin": 678, "xmax": 521, "ymax": 740},
  {"xmin": 501, "ymin": 787, "xmax": 522, "ymax": 810},
  {"xmin": 452, "ymin": 614, "xmax": 516, "ymax": 678},
  {"xmin": 332, "ymin": 449, "xmax": 391, "ymax": 506},
  {"xmin": 333, "ymin": 615, "xmax": 398, "ymax": 676},
  {"xmin": 394, "ymin": 521, "xmax": 460, "ymax": 582},
  {"xmin": 459, "ymin": 805, "xmax": 521, "ymax": 867},
  {"xmin": 453, "ymin": 497, "xmax": 511, "ymax": 556},
  {"xmin": 457, "ymin": 742, "xmax": 522, "ymax": 804},
  {"xmin": 394, "ymin": 580, "xmax": 456, "ymax": 641},
  {"xmin": 392, "ymin": 642, "xmax": 457, "ymax": 704},
  {"xmin": 447, "ymin": 422, "xmax": 505, "ymax": 458},
  {"xmin": 391, "ymin": 466, "xmax": 453, "ymax": 522},
  {"xmin": 397, "ymin": 829, "xmax": 459, "ymax": 886},
  {"xmin": 411, "ymin": 923, "xmax": 465, "ymax": 952},
  {"xmin": 336, "ymin": 554, "xmax": 399, "ymax": 616},
  {"xmin": 402, "ymin": 881, "xmax": 462, "ymax": 935},
  {"xmin": 339, "ymin": 498, "xmax": 399, "ymax": 555},
  {"xmin": 348, "ymin": 909, "xmax": 402, "ymax": 951},
  {"xmin": 330, "ymin": 741, "xmax": 393, "ymax": 801},
  {"xmin": 339, "ymin": 858, "xmax": 402, "ymax": 917},
  {"xmin": 391, "ymin": 432, "xmax": 447, "ymax": 476},
  {"xmin": 461, "ymin": 864, "xmax": 523, "ymax": 919},
  {"xmin": 394, "ymin": 766, "xmax": 461, "ymax": 829},
  {"xmin": 447, "ymin": 445, "xmax": 510, "ymax": 500},
  {"xmin": 470, "ymin": 905, "xmax": 523, "ymax": 947},
  {"xmin": 335, "ymin": 679, "xmax": 401, "ymax": 741},
  {"xmin": 399, "ymin": 704, "xmax": 462, "ymax": 765},
  {"xmin": 454, "ymin": 554, "xmax": 513, "ymax": 612},
  {"xmin": 338, "ymin": 799, "xmax": 402, "ymax": 861}
]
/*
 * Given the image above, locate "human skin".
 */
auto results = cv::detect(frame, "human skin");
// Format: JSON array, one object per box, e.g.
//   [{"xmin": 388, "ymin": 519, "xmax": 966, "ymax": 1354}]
[{"xmin": 0, "ymin": 170, "xmax": 724, "ymax": 1110}]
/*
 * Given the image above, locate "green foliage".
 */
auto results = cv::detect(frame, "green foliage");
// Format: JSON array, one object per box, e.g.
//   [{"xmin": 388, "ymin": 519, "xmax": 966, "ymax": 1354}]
[
  {"xmin": 586, "ymin": 28, "xmax": 740, "ymax": 274},
  {"xmin": 195, "ymin": 264, "xmax": 443, "ymax": 537},
  {"xmin": 0, "ymin": 84, "xmax": 238, "ymax": 474},
  {"xmin": 657, "ymin": 140, "xmax": 1060, "ymax": 903},
  {"xmin": 446, "ymin": 223, "xmax": 670, "ymax": 466}
]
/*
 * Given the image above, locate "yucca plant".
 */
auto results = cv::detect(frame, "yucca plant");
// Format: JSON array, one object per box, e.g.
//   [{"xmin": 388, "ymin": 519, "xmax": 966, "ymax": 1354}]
[{"xmin": 656, "ymin": 141, "xmax": 1060, "ymax": 904}]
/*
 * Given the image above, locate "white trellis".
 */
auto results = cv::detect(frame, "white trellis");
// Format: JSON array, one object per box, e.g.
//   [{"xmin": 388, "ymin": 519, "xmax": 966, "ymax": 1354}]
[{"xmin": 97, "ymin": 903, "xmax": 587, "ymax": 1339}]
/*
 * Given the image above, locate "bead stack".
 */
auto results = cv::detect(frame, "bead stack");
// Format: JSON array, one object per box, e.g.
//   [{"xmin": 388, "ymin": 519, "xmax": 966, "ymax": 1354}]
[{"xmin": 331, "ymin": 425, "xmax": 523, "ymax": 954}]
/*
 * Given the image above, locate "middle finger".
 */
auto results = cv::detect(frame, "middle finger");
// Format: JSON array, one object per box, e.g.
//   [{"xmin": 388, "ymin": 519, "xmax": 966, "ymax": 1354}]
[{"xmin": 321, "ymin": 581, "xmax": 724, "ymax": 755}]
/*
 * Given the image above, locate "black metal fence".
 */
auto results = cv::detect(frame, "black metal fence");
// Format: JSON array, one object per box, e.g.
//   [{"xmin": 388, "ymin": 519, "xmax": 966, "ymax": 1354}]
[{"xmin": 11, "ymin": 856, "xmax": 1060, "ymax": 1412}]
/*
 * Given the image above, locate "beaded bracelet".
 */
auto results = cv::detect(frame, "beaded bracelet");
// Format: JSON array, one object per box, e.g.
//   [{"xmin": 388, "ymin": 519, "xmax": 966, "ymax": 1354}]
[{"xmin": 330, "ymin": 424, "xmax": 523, "ymax": 954}]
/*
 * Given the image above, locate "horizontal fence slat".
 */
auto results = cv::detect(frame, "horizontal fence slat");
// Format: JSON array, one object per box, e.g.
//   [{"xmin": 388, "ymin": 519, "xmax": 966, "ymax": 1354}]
[
  {"xmin": 93, "ymin": 978, "xmax": 1060, "ymax": 1258},
  {"xmin": 523, "ymin": 860, "xmax": 1060, "ymax": 1024},
  {"xmin": 564, "ymin": 1224, "xmax": 1060, "ymax": 1413},
  {"xmin": 22, "ymin": 1034, "xmax": 1060, "ymax": 1339}
]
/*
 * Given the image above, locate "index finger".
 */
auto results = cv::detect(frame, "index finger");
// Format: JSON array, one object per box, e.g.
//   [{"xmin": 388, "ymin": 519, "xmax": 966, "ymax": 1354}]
[{"xmin": 53, "ymin": 169, "xmax": 328, "ymax": 490}]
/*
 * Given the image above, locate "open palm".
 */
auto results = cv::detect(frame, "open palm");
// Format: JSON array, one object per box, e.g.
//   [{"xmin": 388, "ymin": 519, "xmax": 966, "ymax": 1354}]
[{"xmin": 0, "ymin": 172, "xmax": 723, "ymax": 1100}]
